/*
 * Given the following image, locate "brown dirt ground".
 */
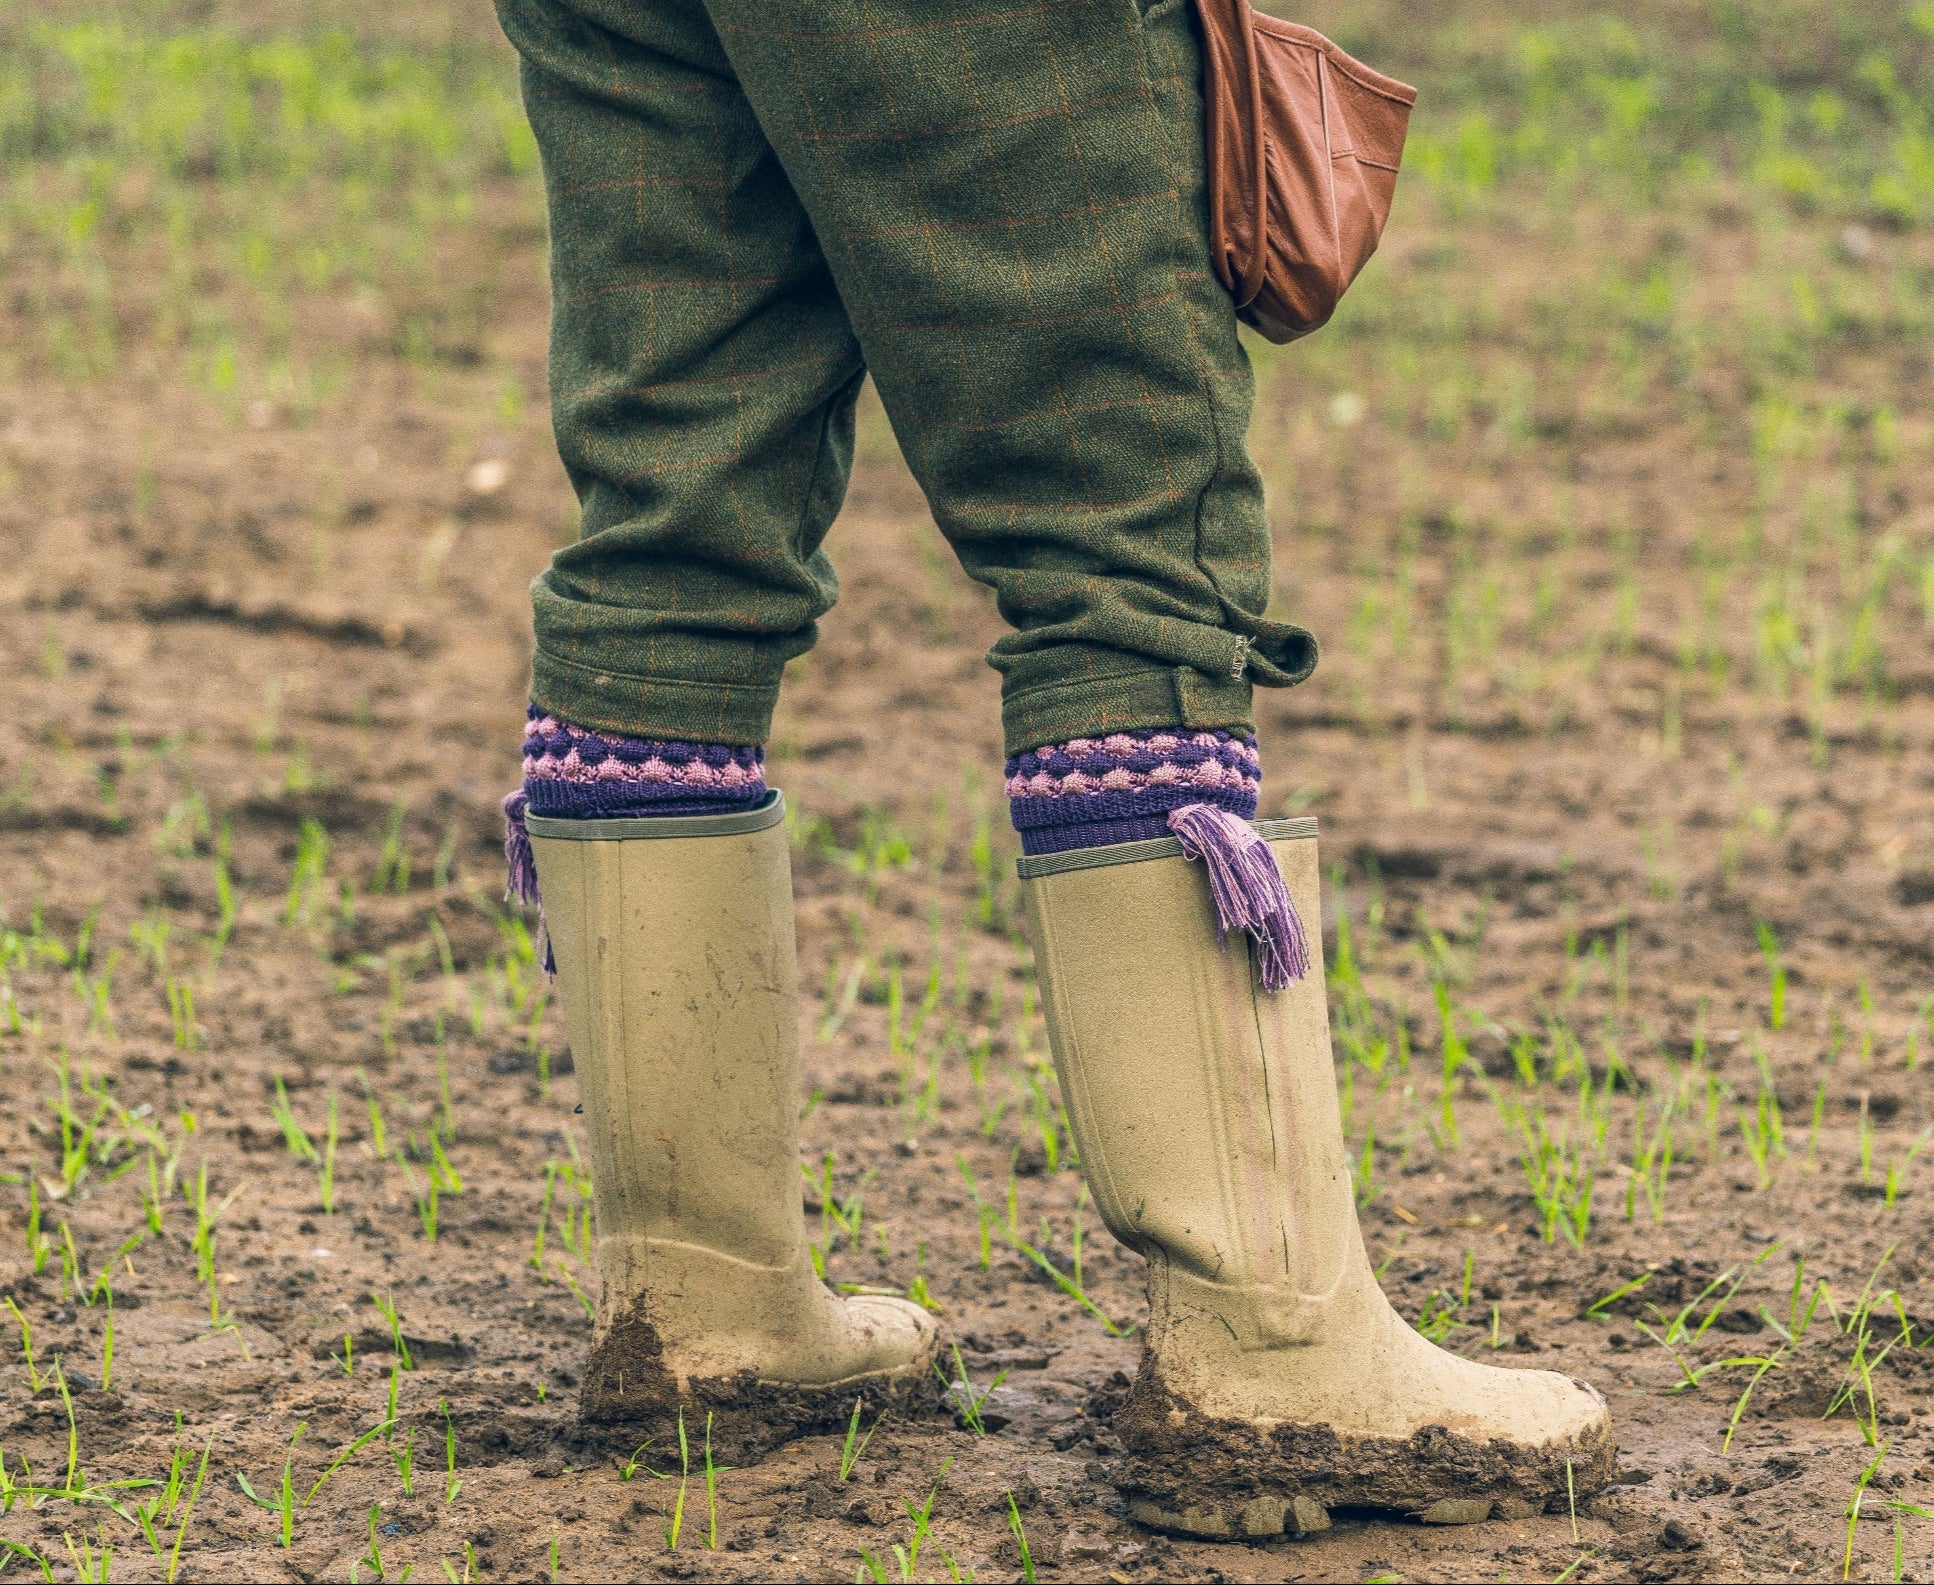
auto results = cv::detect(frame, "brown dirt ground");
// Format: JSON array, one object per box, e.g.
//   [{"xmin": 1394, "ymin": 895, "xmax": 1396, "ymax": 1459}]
[{"xmin": 6, "ymin": 11, "xmax": 1934, "ymax": 1584}]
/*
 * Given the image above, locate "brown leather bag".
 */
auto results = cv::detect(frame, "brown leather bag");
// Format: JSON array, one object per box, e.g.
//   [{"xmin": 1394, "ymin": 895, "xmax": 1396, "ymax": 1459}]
[{"xmin": 1197, "ymin": 0, "xmax": 1417, "ymax": 342}]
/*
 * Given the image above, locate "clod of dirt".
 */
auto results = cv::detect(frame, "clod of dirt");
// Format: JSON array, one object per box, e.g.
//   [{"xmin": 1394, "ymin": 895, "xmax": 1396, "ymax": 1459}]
[{"xmin": 1660, "ymin": 1517, "xmax": 1702, "ymax": 1550}]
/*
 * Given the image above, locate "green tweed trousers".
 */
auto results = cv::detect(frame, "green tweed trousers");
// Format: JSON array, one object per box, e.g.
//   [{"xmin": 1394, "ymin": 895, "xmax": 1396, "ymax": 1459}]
[{"xmin": 495, "ymin": 0, "xmax": 1314, "ymax": 756}]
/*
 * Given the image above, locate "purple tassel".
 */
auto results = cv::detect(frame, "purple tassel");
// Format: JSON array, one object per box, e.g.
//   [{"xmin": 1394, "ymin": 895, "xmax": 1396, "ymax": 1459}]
[
  {"xmin": 502, "ymin": 790, "xmax": 556, "ymax": 974},
  {"xmin": 1166, "ymin": 803, "xmax": 1310, "ymax": 991},
  {"xmin": 503, "ymin": 790, "xmax": 541, "ymax": 906}
]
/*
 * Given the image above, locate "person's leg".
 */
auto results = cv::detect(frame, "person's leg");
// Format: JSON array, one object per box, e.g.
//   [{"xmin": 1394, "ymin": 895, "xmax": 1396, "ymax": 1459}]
[
  {"xmin": 493, "ymin": 0, "xmax": 935, "ymax": 1443},
  {"xmin": 707, "ymin": 0, "xmax": 1313, "ymax": 761},
  {"xmin": 700, "ymin": 0, "xmax": 1612, "ymax": 1528},
  {"xmin": 704, "ymin": 0, "xmax": 1315, "ymax": 984},
  {"xmin": 498, "ymin": 0, "xmax": 865, "ymax": 844}
]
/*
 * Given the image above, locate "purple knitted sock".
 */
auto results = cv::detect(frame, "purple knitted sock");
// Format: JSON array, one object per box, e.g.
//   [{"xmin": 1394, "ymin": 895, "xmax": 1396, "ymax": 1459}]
[
  {"xmin": 503, "ymin": 707, "xmax": 766, "ymax": 964},
  {"xmin": 517, "ymin": 706, "xmax": 765, "ymax": 820},
  {"xmin": 1005, "ymin": 729, "xmax": 1261, "ymax": 856},
  {"xmin": 1007, "ymin": 728, "xmax": 1308, "ymax": 989}
]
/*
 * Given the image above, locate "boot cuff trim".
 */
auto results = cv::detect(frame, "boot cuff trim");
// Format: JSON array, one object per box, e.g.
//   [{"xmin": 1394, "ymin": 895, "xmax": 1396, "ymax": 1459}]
[
  {"xmin": 526, "ymin": 789, "xmax": 786, "ymax": 842},
  {"xmin": 1015, "ymin": 816, "xmax": 1315, "ymax": 878}
]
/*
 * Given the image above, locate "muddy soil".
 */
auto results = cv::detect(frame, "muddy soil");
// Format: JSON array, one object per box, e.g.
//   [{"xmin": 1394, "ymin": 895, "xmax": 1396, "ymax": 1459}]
[{"xmin": 5, "ymin": 6, "xmax": 1934, "ymax": 1582}]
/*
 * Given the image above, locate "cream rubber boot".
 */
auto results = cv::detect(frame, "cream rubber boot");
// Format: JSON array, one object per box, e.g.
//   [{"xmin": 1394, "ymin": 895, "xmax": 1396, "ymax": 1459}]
[
  {"xmin": 1021, "ymin": 817, "xmax": 1613, "ymax": 1538},
  {"xmin": 527, "ymin": 793, "xmax": 939, "ymax": 1448}
]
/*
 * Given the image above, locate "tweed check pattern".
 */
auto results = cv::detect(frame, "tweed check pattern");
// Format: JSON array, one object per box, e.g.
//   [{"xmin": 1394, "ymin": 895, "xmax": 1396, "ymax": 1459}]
[{"xmin": 495, "ymin": 0, "xmax": 1315, "ymax": 758}]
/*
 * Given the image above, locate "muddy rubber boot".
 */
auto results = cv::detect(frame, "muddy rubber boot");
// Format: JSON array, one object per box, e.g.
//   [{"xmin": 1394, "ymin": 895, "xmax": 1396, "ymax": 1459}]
[
  {"xmin": 526, "ymin": 793, "xmax": 939, "ymax": 1453},
  {"xmin": 1021, "ymin": 816, "xmax": 1613, "ymax": 1538}
]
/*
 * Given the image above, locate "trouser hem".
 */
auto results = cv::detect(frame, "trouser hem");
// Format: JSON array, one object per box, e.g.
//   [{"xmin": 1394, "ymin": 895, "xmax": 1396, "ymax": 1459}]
[
  {"xmin": 531, "ymin": 650, "xmax": 778, "ymax": 747},
  {"xmin": 1000, "ymin": 665, "xmax": 1255, "ymax": 759}
]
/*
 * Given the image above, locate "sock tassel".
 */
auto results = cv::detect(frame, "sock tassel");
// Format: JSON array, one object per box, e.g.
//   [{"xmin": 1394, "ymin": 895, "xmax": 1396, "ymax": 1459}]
[
  {"xmin": 1166, "ymin": 803, "xmax": 1310, "ymax": 991},
  {"xmin": 502, "ymin": 790, "xmax": 555, "ymax": 973}
]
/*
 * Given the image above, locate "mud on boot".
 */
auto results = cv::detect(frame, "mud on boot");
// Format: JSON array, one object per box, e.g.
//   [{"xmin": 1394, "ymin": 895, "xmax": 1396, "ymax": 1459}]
[
  {"xmin": 1112, "ymin": 1369, "xmax": 1615, "ymax": 1538},
  {"xmin": 574, "ymin": 1273, "xmax": 940, "ymax": 1462}
]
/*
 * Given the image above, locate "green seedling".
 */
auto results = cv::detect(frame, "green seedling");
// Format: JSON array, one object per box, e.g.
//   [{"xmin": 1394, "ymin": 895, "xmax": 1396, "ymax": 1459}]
[
  {"xmin": 1760, "ymin": 1252, "xmax": 1831, "ymax": 1345},
  {"xmin": 533, "ymin": 1160, "xmax": 562, "ymax": 1269},
  {"xmin": 1625, "ymin": 1096, "xmax": 1675, "ymax": 1223},
  {"xmin": 1846, "ymin": 1444, "xmax": 1891, "ymax": 1582},
  {"xmin": 373, "ymin": 800, "xmax": 412, "ymax": 894},
  {"xmin": 187, "ymin": 1161, "xmax": 245, "ymax": 1329},
  {"xmin": 1883, "ymin": 1127, "xmax": 1931, "ymax": 1208},
  {"xmin": 802, "ymin": 1151, "xmax": 871, "ymax": 1273},
  {"xmin": 1434, "ymin": 980, "xmax": 1470, "ymax": 1149},
  {"xmin": 857, "ymin": 1459, "xmax": 952, "ymax": 1584},
  {"xmin": 815, "ymin": 958, "xmax": 864, "ymax": 1048},
  {"xmin": 664, "ymin": 1411, "xmax": 690, "ymax": 1551},
  {"xmin": 1017, "ymin": 1064, "xmax": 1068, "ymax": 1172},
  {"xmin": 838, "ymin": 1398, "xmax": 883, "ymax": 1481},
  {"xmin": 440, "ymin": 1399, "xmax": 461, "ymax": 1503},
  {"xmin": 1635, "ymin": 1246, "xmax": 1785, "ymax": 1391},
  {"xmin": 284, "ymin": 819, "xmax": 331, "ymax": 928},
  {"xmin": 1584, "ymin": 1270, "xmax": 1651, "ymax": 1321},
  {"xmin": 1350, "ymin": 1115, "xmax": 1381, "ymax": 1207},
  {"xmin": 236, "ymin": 1423, "xmax": 306, "ymax": 1548},
  {"xmin": 163, "ymin": 1437, "xmax": 213, "ymax": 1583},
  {"xmin": 211, "ymin": 830, "xmax": 237, "ymax": 959},
  {"xmin": 391, "ymin": 1427, "xmax": 416, "ymax": 1497},
  {"xmin": 363, "ymin": 1077, "xmax": 391, "ymax": 1160},
  {"xmin": 1502, "ymin": 1096, "xmax": 1594, "ymax": 1246},
  {"xmin": 55, "ymin": 1363, "xmax": 80, "ymax": 1496},
  {"xmin": 23, "ymin": 1178, "xmax": 49, "ymax": 1273},
  {"xmin": 1756, "ymin": 921, "xmax": 1787, "ymax": 1029},
  {"xmin": 534, "ymin": 1156, "xmax": 594, "ymax": 1275},
  {"xmin": 1006, "ymin": 1492, "xmax": 1036, "ymax": 1585},
  {"xmin": 5, "ymin": 1297, "xmax": 46, "ymax": 1391},
  {"xmin": 319, "ymin": 1092, "xmax": 339, "ymax": 1214},
  {"xmin": 1720, "ymin": 1352, "xmax": 1787, "ymax": 1452},
  {"xmin": 703, "ymin": 1412, "xmax": 730, "ymax": 1550},
  {"xmin": 900, "ymin": 1241, "xmax": 943, "ymax": 1314},
  {"xmin": 553, "ymin": 1256, "xmax": 597, "ymax": 1319},
  {"xmin": 370, "ymin": 1293, "xmax": 414, "ymax": 1368},
  {"xmin": 355, "ymin": 1502, "xmax": 398, "ymax": 1584},
  {"xmin": 0, "ymin": 1541, "xmax": 55, "ymax": 1583},
  {"xmin": 270, "ymin": 1076, "xmax": 317, "ymax": 1161},
  {"xmin": 1008, "ymin": 1232, "xmax": 1124, "ymax": 1335},
  {"xmin": 391, "ymin": 1127, "xmax": 464, "ymax": 1242},
  {"xmin": 1909, "ymin": 995, "xmax": 1934, "ymax": 1071},
  {"xmin": 133, "ymin": 1425, "xmax": 195, "ymax": 1554},
  {"xmin": 307, "ymin": 1421, "xmax": 394, "ymax": 1507},
  {"xmin": 166, "ymin": 976, "xmax": 198, "ymax": 1051},
  {"xmin": 954, "ymin": 1156, "xmax": 997, "ymax": 1270},
  {"xmin": 57, "ymin": 1222, "xmax": 82, "ymax": 1303},
  {"xmin": 937, "ymin": 1343, "xmax": 1009, "ymax": 1435},
  {"xmin": 62, "ymin": 1529, "xmax": 112, "ymax": 1584},
  {"xmin": 1632, "ymin": 1266, "xmax": 1747, "ymax": 1389}
]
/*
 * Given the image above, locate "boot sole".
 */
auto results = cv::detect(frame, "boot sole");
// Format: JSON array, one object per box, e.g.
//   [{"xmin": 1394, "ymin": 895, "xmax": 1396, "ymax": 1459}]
[{"xmin": 1113, "ymin": 1383, "xmax": 1616, "ymax": 1540}]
